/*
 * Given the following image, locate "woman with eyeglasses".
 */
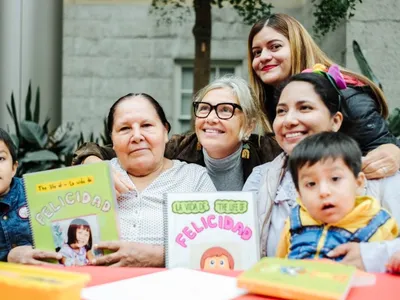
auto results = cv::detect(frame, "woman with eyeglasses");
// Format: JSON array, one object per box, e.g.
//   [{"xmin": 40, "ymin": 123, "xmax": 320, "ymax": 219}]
[
  {"xmin": 167, "ymin": 75, "xmax": 281, "ymax": 191},
  {"xmin": 73, "ymin": 75, "xmax": 282, "ymax": 192}
]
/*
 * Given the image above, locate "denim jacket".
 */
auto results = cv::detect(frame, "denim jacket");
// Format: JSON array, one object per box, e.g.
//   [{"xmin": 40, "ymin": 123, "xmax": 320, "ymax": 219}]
[{"xmin": 0, "ymin": 177, "xmax": 32, "ymax": 261}]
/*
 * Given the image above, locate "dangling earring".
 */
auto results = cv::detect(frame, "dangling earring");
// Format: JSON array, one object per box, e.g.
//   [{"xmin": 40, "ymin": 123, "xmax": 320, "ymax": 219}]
[
  {"xmin": 196, "ymin": 141, "xmax": 202, "ymax": 151},
  {"xmin": 241, "ymin": 137, "xmax": 250, "ymax": 159}
]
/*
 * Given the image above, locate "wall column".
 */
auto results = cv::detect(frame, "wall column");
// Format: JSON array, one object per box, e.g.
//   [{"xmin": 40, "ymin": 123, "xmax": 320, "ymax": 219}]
[{"xmin": 0, "ymin": 0, "xmax": 63, "ymax": 131}]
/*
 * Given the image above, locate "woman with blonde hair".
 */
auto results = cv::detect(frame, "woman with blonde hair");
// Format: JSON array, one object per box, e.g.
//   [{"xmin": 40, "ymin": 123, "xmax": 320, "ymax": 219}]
[
  {"xmin": 73, "ymin": 75, "xmax": 281, "ymax": 192},
  {"xmin": 248, "ymin": 13, "xmax": 400, "ymax": 179}
]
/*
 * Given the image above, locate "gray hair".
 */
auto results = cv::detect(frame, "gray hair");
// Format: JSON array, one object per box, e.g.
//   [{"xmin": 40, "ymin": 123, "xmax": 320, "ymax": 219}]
[{"xmin": 193, "ymin": 75, "xmax": 267, "ymax": 140}]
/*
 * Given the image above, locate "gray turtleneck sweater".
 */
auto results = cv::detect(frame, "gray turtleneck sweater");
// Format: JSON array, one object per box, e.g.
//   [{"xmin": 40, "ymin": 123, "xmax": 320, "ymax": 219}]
[{"xmin": 203, "ymin": 145, "xmax": 244, "ymax": 191}]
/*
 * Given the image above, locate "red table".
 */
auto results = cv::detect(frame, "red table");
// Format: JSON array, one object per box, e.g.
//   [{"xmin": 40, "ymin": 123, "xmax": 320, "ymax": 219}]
[{"xmin": 60, "ymin": 266, "xmax": 399, "ymax": 300}]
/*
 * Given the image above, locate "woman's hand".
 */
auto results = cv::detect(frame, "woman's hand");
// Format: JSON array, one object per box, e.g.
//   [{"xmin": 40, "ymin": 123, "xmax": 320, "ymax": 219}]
[
  {"xmin": 90, "ymin": 241, "xmax": 164, "ymax": 267},
  {"xmin": 327, "ymin": 242, "xmax": 365, "ymax": 270},
  {"xmin": 7, "ymin": 246, "xmax": 62, "ymax": 265},
  {"xmin": 362, "ymin": 144, "xmax": 400, "ymax": 179},
  {"xmin": 83, "ymin": 156, "xmax": 134, "ymax": 197}
]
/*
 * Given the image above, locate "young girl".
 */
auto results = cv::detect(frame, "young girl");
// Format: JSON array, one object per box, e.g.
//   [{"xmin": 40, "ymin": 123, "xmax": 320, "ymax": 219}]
[{"xmin": 58, "ymin": 218, "xmax": 94, "ymax": 266}]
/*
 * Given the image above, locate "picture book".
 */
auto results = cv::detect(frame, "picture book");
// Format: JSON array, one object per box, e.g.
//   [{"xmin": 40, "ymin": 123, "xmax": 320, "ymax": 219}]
[
  {"xmin": 165, "ymin": 191, "xmax": 260, "ymax": 270},
  {"xmin": 23, "ymin": 161, "xmax": 120, "ymax": 266},
  {"xmin": 0, "ymin": 261, "xmax": 90, "ymax": 300},
  {"xmin": 315, "ymin": 258, "xmax": 376, "ymax": 287},
  {"xmin": 237, "ymin": 257, "xmax": 357, "ymax": 300}
]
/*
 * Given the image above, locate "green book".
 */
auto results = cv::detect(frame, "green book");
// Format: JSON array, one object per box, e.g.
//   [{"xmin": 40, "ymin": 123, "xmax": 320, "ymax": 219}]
[
  {"xmin": 237, "ymin": 257, "xmax": 356, "ymax": 300},
  {"xmin": 23, "ymin": 162, "xmax": 120, "ymax": 266}
]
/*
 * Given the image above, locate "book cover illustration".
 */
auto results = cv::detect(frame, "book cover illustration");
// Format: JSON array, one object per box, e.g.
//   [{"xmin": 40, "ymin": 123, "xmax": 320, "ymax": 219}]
[
  {"xmin": 237, "ymin": 257, "xmax": 356, "ymax": 300},
  {"xmin": 23, "ymin": 161, "xmax": 120, "ymax": 266},
  {"xmin": 165, "ymin": 192, "xmax": 260, "ymax": 270}
]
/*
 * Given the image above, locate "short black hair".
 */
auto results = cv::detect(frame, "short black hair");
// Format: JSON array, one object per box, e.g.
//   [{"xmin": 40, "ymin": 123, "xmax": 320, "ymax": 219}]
[
  {"xmin": 289, "ymin": 131, "xmax": 362, "ymax": 190},
  {"xmin": 0, "ymin": 128, "xmax": 17, "ymax": 164},
  {"xmin": 107, "ymin": 93, "xmax": 171, "ymax": 137}
]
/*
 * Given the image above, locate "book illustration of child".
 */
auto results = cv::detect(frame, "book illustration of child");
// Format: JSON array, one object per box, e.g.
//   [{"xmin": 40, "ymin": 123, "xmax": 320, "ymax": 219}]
[
  {"xmin": 200, "ymin": 246, "xmax": 234, "ymax": 270},
  {"xmin": 276, "ymin": 132, "xmax": 398, "ymax": 260},
  {"xmin": 0, "ymin": 128, "xmax": 32, "ymax": 261},
  {"xmin": 58, "ymin": 218, "xmax": 95, "ymax": 266}
]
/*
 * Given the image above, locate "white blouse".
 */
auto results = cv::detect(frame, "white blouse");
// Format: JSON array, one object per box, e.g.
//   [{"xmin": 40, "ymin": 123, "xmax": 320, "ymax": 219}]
[{"xmin": 110, "ymin": 159, "xmax": 216, "ymax": 245}]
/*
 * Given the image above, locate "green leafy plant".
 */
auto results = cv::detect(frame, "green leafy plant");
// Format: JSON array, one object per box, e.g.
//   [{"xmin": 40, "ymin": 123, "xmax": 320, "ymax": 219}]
[
  {"xmin": 353, "ymin": 40, "xmax": 382, "ymax": 89},
  {"xmin": 312, "ymin": 0, "xmax": 363, "ymax": 38},
  {"xmin": 77, "ymin": 131, "xmax": 99, "ymax": 147},
  {"xmin": 7, "ymin": 82, "xmax": 79, "ymax": 176},
  {"xmin": 353, "ymin": 40, "xmax": 399, "ymax": 139},
  {"xmin": 76, "ymin": 117, "xmax": 112, "ymax": 148},
  {"xmin": 388, "ymin": 108, "xmax": 400, "ymax": 138}
]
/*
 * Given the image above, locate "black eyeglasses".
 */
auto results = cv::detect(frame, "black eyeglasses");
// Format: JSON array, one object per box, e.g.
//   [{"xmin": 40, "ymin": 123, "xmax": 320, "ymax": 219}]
[{"xmin": 193, "ymin": 102, "xmax": 243, "ymax": 120}]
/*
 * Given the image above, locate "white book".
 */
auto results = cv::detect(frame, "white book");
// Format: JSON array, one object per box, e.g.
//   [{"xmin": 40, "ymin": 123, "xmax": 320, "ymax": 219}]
[
  {"xmin": 165, "ymin": 192, "xmax": 260, "ymax": 270},
  {"xmin": 81, "ymin": 268, "xmax": 247, "ymax": 300}
]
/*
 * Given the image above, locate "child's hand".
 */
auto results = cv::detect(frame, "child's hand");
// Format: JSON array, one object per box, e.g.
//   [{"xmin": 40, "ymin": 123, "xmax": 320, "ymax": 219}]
[
  {"xmin": 111, "ymin": 167, "xmax": 135, "ymax": 198},
  {"xmin": 386, "ymin": 251, "xmax": 400, "ymax": 273}
]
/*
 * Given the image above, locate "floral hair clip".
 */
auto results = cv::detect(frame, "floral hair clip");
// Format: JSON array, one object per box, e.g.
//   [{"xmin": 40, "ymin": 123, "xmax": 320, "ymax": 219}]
[
  {"xmin": 302, "ymin": 64, "xmax": 347, "ymax": 111},
  {"xmin": 302, "ymin": 64, "xmax": 347, "ymax": 90}
]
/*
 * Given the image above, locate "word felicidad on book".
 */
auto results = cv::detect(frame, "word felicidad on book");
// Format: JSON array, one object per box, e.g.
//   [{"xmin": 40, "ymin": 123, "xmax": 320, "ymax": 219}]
[
  {"xmin": 173, "ymin": 200, "xmax": 252, "ymax": 248},
  {"xmin": 35, "ymin": 191, "xmax": 112, "ymax": 226}
]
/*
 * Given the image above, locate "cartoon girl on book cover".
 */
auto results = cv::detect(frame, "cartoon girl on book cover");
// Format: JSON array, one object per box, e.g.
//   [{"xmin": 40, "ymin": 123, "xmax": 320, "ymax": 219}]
[
  {"xmin": 200, "ymin": 247, "xmax": 235, "ymax": 270},
  {"xmin": 57, "ymin": 218, "xmax": 95, "ymax": 266}
]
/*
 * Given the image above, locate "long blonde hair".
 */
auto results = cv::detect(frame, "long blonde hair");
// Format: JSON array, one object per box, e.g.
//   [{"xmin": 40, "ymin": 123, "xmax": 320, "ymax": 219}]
[{"xmin": 247, "ymin": 13, "xmax": 389, "ymax": 127}]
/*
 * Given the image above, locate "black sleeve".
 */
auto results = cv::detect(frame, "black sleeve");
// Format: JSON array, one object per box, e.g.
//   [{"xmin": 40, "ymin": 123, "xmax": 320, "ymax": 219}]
[{"xmin": 343, "ymin": 87, "xmax": 400, "ymax": 155}]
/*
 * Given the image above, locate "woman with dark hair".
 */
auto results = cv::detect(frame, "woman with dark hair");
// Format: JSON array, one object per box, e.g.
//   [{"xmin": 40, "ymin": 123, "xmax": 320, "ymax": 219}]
[
  {"xmin": 8, "ymin": 93, "xmax": 216, "ymax": 267},
  {"xmin": 73, "ymin": 76, "xmax": 282, "ymax": 192},
  {"xmin": 243, "ymin": 66, "xmax": 400, "ymax": 271},
  {"xmin": 247, "ymin": 13, "xmax": 400, "ymax": 180}
]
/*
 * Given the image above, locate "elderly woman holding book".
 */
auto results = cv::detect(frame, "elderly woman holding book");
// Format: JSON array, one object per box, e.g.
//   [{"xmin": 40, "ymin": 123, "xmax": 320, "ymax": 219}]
[
  {"xmin": 8, "ymin": 93, "xmax": 216, "ymax": 266},
  {"xmin": 72, "ymin": 75, "xmax": 282, "ymax": 192}
]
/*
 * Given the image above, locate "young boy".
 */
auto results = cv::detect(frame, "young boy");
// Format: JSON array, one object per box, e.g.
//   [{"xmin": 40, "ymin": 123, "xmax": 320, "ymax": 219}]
[
  {"xmin": 276, "ymin": 131, "xmax": 398, "ymax": 260},
  {"xmin": 0, "ymin": 128, "xmax": 32, "ymax": 261}
]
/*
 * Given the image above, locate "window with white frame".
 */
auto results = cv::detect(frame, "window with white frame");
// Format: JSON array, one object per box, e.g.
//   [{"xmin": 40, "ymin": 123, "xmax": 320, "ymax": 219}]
[{"xmin": 174, "ymin": 61, "xmax": 242, "ymax": 134}]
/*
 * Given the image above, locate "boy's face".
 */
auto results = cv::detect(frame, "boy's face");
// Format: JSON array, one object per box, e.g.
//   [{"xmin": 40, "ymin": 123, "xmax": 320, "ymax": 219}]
[
  {"xmin": 0, "ymin": 141, "xmax": 17, "ymax": 197},
  {"xmin": 297, "ymin": 157, "xmax": 365, "ymax": 224}
]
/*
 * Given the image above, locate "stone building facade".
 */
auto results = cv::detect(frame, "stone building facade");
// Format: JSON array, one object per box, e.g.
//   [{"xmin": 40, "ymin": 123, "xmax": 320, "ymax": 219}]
[{"xmin": 62, "ymin": 0, "xmax": 399, "ymax": 136}]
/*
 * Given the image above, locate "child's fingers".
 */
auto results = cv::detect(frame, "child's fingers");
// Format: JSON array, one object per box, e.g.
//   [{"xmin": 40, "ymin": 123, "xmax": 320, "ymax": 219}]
[
  {"xmin": 327, "ymin": 243, "xmax": 353, "ymax": 258},
  {"xmin": 112, "ymin": 170, "xmax": 134, "ymax": 196}
]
